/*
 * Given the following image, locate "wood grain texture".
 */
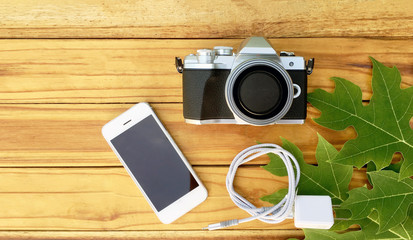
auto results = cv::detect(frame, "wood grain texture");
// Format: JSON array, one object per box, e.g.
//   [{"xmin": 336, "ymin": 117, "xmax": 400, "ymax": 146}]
[
  {"xmin": 0, "ymin": 230, "xmax": 304, "ymax": 240},
  {"xmin": 0, "ymin": 0, "xmax": 412, "ymax": 38},
  {"xmin": 0, "ymin": 103, "xmax": 356, "ymax": 167},
  {"xmin": 0, "ymin": 230, "xmax": 305, "ymax": 240},
  {"xmin": 0, "ymin": 167, "xmax": 367, "ymax": 230},
  {"xmin": 1, "ymin": 38, "xmax": 413, "ymax": 103},
  {"xmin": 0, "ymin": 0, "xmax": 410, "ymax": 238}
]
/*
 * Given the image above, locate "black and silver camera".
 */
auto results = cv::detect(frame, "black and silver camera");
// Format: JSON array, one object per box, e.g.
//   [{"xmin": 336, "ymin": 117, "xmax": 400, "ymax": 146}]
[{"xmin": 175, "ymin": 37, "xmax": 314, "ymax": 126}]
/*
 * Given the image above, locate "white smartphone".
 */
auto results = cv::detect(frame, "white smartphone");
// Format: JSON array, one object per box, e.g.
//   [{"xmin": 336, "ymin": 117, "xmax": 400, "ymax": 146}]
[{"xmin": 102, "ymin": 102, "xmax": 208, "ymax": 224}]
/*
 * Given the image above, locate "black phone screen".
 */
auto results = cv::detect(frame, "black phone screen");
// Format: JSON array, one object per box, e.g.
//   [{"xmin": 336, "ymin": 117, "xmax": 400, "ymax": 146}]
[{"xmin": 111, "ymin": 115, "xmax": 199, "ymax": 211}]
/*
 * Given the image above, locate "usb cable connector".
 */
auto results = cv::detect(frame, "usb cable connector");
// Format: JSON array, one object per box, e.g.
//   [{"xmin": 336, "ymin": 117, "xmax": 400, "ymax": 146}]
[{"xmin": 203, "ymin": 219, "xmax": 239, "ymax": 230}]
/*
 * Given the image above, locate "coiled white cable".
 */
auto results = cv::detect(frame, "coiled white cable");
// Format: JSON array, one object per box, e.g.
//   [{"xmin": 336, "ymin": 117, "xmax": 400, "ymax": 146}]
[{"xmin": 204, "ymin": 143, "xmax": 301, "ymax": 230}]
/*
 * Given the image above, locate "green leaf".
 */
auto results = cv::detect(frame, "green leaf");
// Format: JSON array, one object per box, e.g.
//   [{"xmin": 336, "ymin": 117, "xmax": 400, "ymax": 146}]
[
  {"xmin": 304, "ymin": 220, "xmax": 395, "ymax": 240},
  {"xmin": 304, "ymin": 209, "xmax": 413, "ymax": 240},
  {"xmin": 261, "ymin": 134, "xmax": 353, "ymax": 205},
  {"xmin": 368, "ymin": 160, "xmax": 403, "ymax": 174},
  {"xmin": 308, "ymin": 57, "xmax": 413, "ymax": 179},
  {"xmin": 341, "ymin": 170, "xmax": 413, "ymax": 233},
  {"xmin": 261, "ymin": 188, "xmax": 288, "ymax": 204},
  {"xmin": 260, "ymin": 134, "xmax": 413, "ymax": 238},
  {"xmin": 384, "ymin": 160, "xmax": 403, "ymax": 173},
  {"xmin": 261, "ymin": 153, "xmax": 289, "ymax": 176},
  {"xmin": 366, "ymin": 159, "xmax": 403, "ymax": 184},
  {"xmin": 329, "ymin": 208, "xmax": 354, "ymax": 231}
]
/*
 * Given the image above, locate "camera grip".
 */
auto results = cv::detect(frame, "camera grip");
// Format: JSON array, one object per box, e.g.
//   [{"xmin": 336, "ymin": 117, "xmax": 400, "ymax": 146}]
[{"xmin": 183, "ymin": 69, "xmax": 233, "ymax": 120}]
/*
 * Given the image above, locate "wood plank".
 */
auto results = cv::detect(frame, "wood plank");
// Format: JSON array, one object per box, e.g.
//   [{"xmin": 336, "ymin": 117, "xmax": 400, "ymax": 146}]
[
  {"xmin": 0, "ymin": 103, "xmax": 357, "ymax": 167},
  {"xmin": 0, "ymin": 167, "xmax": 367, "ymax": 230},
  {"xmin": 1, "ymin": 38, "xmax": 413, "ymax": 103},
  {"xmin": 0, "ymin": 230, "xmax": 305, "ymax": 240},
  {"xmin": 0, "ymin": 0, "xmax": 412, "ymax": 38}
]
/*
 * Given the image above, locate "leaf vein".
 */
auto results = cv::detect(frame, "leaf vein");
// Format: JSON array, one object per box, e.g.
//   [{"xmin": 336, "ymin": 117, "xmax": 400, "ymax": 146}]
[
  {"xmin": 381, "ymin": 195, "xmax": 407, "ymax": 231},
  {"xmin": 346, "ymin": 192, "xmax": 412, "ymax": 205},
  {"xmin": 309, "ymin": 96, "xmax": 413, "ymax": 149},
  {"xmin": 377, "ymin": 63, "xmax": 405, "ymax": 141},
  {"xmin": 301, "ymin": 171, "xmax": 340, "ymax": 200},
  {"xmin": 368, "ymin": 215, "xmax": 406, "ymax": 239}
]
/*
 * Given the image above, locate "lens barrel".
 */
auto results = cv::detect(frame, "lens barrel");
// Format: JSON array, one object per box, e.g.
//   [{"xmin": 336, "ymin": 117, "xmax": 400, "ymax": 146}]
[{"xmin": 225, "ymin": 59, "xmax": 294, "ymax": 125}]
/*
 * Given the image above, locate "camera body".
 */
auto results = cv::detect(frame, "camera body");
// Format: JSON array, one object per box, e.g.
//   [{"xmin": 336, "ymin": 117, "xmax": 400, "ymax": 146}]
[{"xmin": 176, "ymin": 37, "xmax": 314, "ymax": 126}]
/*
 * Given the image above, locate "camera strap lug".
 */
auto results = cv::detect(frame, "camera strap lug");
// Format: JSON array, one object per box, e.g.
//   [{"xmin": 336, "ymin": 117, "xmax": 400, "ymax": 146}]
[
  {"xmin": 280, "ymin": 51, "xmax": 295, "ymax": 56},
  {"xmin": 175, "ymin": 57, "xmax": 184, "ymax": 73},
  {"xmin": 306, "ymin": 58, "xmax": 315, "ymax": 75}
]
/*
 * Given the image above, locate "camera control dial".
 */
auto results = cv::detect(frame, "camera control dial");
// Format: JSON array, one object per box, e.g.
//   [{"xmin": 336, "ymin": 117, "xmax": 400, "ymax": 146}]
[
  {"xmin": 214, "ymin": 46, "xmax": 233, "ymax": 56},
  {"xmin": 196, "ymin": 49, "xmax": 215, "ymax": 63}
]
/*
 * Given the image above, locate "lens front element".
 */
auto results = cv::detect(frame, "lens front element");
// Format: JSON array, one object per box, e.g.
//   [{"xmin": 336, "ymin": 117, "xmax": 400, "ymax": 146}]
[{"xmin": 226, "ymin": 59, "xmax": 293, "ymax": 125}]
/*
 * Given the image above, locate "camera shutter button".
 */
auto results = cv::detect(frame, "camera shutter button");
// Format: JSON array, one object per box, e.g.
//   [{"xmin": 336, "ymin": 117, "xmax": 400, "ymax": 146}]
[{"xmin": 196, "ymin": 49, "xmax": 215, "ymax": 63}]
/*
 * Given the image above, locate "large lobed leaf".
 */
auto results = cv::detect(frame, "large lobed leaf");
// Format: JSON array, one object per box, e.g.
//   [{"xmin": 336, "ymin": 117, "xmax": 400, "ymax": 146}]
[
  {"xmin": 261, "ymin": 134, "xmax": 353, "ymax": 205},
  {"xmin": 260, "ymin": 135, "xmax": 413, "ymax": 238},
  {"xmin": 308, "ymin": 57, "xmax": 413, "ymax": 180},
  {"xmin": 341, "ymin": 170, "xmax": 413, "ymax": 233},
  {"xmin": 304, "ymin": 208, "xmax": 413, "ymax": 240}
]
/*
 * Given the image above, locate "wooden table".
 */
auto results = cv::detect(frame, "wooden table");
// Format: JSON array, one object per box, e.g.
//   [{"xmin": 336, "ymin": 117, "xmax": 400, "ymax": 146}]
[{"xmin": 0, "ymin": 1, "xmax": 412, "ymax": 239}]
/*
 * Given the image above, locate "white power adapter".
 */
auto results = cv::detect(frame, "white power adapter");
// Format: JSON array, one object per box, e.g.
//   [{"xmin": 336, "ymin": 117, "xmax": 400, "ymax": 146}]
[
  {"xmin": 203, "ymin": 144, "xmax": 335, "ymax": 231},
  {"xmin": 294, "ymin": 195, "xmax": 334, "ymax": 229}
]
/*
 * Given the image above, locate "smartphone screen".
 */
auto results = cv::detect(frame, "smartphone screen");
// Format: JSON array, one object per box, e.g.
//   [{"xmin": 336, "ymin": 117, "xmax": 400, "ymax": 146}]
[{"xmin": 110, "ymin": 115, "xmax": 199, "ymax": 211}]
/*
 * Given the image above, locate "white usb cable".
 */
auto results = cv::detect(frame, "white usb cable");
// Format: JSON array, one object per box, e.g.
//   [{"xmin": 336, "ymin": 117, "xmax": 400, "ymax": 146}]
[{"xmin": 203, "ymin": 143, "xmax": 301, "ymax": 230}]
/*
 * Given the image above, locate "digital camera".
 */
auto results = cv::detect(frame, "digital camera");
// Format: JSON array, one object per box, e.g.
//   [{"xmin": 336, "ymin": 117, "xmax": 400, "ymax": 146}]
[{"xmin": 175, "ymin": 37, "xmax": 314, "ymax": 126}]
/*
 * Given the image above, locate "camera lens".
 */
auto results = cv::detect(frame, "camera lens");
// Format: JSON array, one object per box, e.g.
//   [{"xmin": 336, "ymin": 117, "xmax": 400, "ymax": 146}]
[
  {"xmin": 236, "ymin": 69, "xmax": 283, "ymax": 116},
  {"xmin": 226, "ymin": 59, "xmax": 293, "ymax": 125}
]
